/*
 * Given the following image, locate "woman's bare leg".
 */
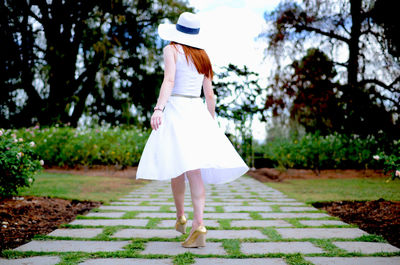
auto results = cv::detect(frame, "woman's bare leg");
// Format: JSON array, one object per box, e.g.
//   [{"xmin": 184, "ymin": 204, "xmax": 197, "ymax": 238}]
[
  {"xmin": 186, "ymin": 169, "xmax": 205, "ymax": 233},
  {"xmin": 171, "ymin": 173, "xmax": 186, "ymax": 218}
]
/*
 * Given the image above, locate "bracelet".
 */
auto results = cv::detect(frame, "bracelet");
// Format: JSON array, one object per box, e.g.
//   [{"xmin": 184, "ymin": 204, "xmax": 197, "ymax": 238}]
[{"xmin": 154, "ymin": 106, "xmax": 164, "ymax": 112}]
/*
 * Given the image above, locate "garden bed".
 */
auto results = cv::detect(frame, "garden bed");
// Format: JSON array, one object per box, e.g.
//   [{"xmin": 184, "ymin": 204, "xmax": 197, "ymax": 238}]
[
  {"xmin": 247, "ymin": 168, "xmax": 386, "ymax": 182},
  {"xmin": 313, "ymin": 199, "xmax": 400, "ymax": 248},
  {"xmin": 0, "ymin": 195, "xmax": 101, "ymax": 251}
]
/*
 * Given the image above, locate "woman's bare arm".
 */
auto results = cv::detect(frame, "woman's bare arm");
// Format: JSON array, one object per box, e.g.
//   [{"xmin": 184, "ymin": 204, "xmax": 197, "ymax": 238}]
[
  {"xmin": 155, "ymin": 45, "xmax": 176, "ymax": 110},
  {"xmin": 203, "ymin": 77, "xmax": 215, "ymax": 119},
  {"xmin": 151, "ymin": 45, "xmax": 176, "ymax": 130}
]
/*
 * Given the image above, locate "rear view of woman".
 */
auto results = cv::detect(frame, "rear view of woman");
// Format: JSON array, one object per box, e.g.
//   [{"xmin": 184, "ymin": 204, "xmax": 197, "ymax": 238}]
[{"xmin": 136, "ymin": 12, "xmax": 249, "ymax": 247}]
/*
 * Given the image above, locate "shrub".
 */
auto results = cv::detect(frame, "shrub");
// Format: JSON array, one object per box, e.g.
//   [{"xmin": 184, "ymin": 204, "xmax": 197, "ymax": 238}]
[
  {"xmin": 374, "ymin": 140, "xmax": 400, "ymax": 180},
  {"xmin": 13, "ymin": 125, "xmax": 150, "ymax": 168},
  {"xmin": 260, "ymin": 132, "xmax": 386, "ymax": 170},
  {"xmin": 0, "ymin": 129, "xmax": 43, "ymax": 197}
]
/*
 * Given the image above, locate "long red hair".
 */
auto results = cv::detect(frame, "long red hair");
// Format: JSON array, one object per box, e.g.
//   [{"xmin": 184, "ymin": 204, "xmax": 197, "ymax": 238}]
[{"xmin": 171, "ymin": 42, "xmax": 213, "ymax": 79}]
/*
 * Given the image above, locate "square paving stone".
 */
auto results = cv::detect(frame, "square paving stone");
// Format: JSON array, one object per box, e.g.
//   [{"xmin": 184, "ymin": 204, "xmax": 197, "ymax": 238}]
[
  {"xmin": 204, "ymin": 213, "xmax": 251, "ymax": 219},
  {"xmin": 98, "ymin": 205, "xmax": 160, "ymax": 211},
  {"xmin": 262, "ymin": 198, "xmax": 297, "ymax": 202},
  {"xmin": 14, "ymin": 240, "xmax": 130, "ymax": 252},
  {"xmin": 276, "ymin": 228, "xmax": 367, "ymax": 239},
  {"xmin": 249, "ymin": 202, "xmax": 305, "ymax": 206},
  {"xmin": 78, "ymin": 258, "xmax": 173, "ymax": 265},
  {"xmin": 230, "ymin": 220, "xmax": 292, "ymax": 227},
  {"xmin": 299, "ymin": 220, "xmax": 349, "ymax": 226},
  {"xmin": 109, "ymin": 201, "xmax": 141, "ymax": 205},
  {"xmin": 333, "ymin": 241, "xmax": 400, "ymax": 254},
  {"xmin": 202, "ymin": 202, "xmax": 243, "ymax": 206},
  {"xmin": 207, "ymin": 230, "xmax": 268, "ymax": 239},
  {"xmin": 141, "ymin": 242, "xmax": 226, "ymax": 255},
  {"xmin": 223, "ymin": 206, "xmax": 272, "ymax": 212},
  {"xmin": 241, "ymin": 242, "xmax": 324, "ymax": 254},
  {"xmin": 146, "ymin": 202, "xmax": 192, "ymax": 206},
  {"xmin": 118, "ymin": 198, "xmax": 142, "ymax": 201},
  {"xmin": 304, "ymin": 257, "xmax": 400, "ymax": 265},
  {"xmin": 47, "ymin": 228, "xmax": 103, "ymax": 238},
  {"xmin": 279, "ymin": 206, "xmax": 319, "ymax": 212},
  {"xmin": 260, "ymin": 213, "xmax": 329, "ymax": 218},
  {"xmin": 194, "ymin": 258, "xmax": 287, "ymax": 265},
  {"xmin": 0, "ymin": 256, "xmax": 61, "ymax": 265},
  {"xmin": 85, "ymin": 212, "xmax": 125, "ymax": 218},
  {"xmin": 136, "ymin": 212, "xmax": 176, "ymax": 218},
  {"xmin": 111, "ymin": 229, "xmax": 182, "ymax": 238},
  {"xmin": 69, "ymin": 219, "xmax": 148, "ymax": 226},
  {"xmin": 169, "ymin": 206, "xmax": 216, "ymax": 212},
  {"xmin": 157, "ymin": 219, "xmax": 219, "ymax": 228}
]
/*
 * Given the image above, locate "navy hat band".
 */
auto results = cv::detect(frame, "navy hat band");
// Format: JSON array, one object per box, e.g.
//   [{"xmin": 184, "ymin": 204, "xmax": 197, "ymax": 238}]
[{"xmin": 176, "ymin": 24, "xmax": 200, "ymax": 35}]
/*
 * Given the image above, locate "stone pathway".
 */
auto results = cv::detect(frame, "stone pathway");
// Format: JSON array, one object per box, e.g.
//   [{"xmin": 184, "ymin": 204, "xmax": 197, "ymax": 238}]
[{"xmin": 1, "ymin": 176, "xmax": 399, "ymax": 265}]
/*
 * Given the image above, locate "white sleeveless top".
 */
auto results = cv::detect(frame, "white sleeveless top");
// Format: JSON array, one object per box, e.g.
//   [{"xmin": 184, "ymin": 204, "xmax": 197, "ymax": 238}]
[{"xmin": 171, "ymin": 45, "xmax": 204, "ymax": 97}]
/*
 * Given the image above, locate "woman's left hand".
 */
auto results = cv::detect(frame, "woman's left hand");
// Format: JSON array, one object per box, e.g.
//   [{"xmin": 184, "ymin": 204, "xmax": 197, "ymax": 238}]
[{"xmin": 151, "ymin": 110, "xmax": 163, "ymax": 130}]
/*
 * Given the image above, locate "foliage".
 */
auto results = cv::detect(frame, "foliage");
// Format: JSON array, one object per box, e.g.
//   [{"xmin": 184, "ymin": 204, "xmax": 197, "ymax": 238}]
[
  {"xmin": 258, "ymin": 132, "xmax": 393, "ymax": 171},
  {"xmin": 213, "ymin": 64, "xmax": 265, "ymax": 167},
  {"xmin": 266, "ymin": 48, "xmax": 345, "ymax": 135},
  {"xmin": 374, "ymin": 142, "xmax": 400, "ymax": 180},
  {"xmin": 259, "ymin": 0, "xmax": 400, "ymax": 137},
  {"xmin": 371, "ymin": 0, "xmax": 400, "ymax": 59},
  {"xmin": 0, "ymin": 0, "xmax": 192, "ymax": 128},
  {"xmin": 0, "ymin": 129, "xmax": 43, "ymax": 197},
  {"xmin": 11, "ymin": 125, "xmax": 150, "ymax": 168}
]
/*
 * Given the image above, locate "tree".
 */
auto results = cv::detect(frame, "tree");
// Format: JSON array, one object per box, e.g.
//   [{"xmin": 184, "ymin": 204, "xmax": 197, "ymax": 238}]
[
  {"xmin": 0, "ymin": 0, "xmax": 191, "ymax": 128},
  {"xmin": 213, "ymin": 64, "xmax": 265, "ymax": 167},
  {"xmin": 260, "ymin": 0, "xmax": 400, "ymax": 137},
  {"xmin": 370, "ymin": 0, "xmax": 400, "ymax": 60},
  {"xmin": 266, "ymin": 48, "xmax": 344, "ymax": 134}
]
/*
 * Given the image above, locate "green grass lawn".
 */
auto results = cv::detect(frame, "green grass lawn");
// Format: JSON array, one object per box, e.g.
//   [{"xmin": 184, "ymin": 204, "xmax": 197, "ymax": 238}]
[
  {"xmin": 265, "ymin": 177, "xmax": 400, "ymax": 203},
  {"xmin": 18, "ymin": 171, "xmax": 149, "ymax": 203}
]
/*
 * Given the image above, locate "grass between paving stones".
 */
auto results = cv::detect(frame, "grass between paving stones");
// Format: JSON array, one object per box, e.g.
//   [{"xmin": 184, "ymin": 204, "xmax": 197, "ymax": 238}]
[
  {"xmin": 173, "ymin": 252, "xmax": 195, "ymax": 265},
  {"xmin": 261, "ymin": 227, "xmax": 282, "ymax": 240},
  {"xmin": 145, "ymin": 218, "xmax": 161, "ymax": 229},
  {"xmin": 266, "ymin": 178, "xmax": 400, "ymax": 203},
  {"xmin": 17, "ymin": 172, "xmax": 147, "ymax": 203},
  {"xmin": 218, "ymin": 219, "xmax": 231, "ymax": 229},
  {"xmin": 249, "ymin": 212, "xmax": 263, "ymax": 219},
  {"xmin": 270, "ymin": 205, "xmax": 282, "ymax": 212},
  {"xmin": 222, "ymin": 239, "xmax": 241, "ymax": 255},
  {"xmin": 214, "ymin": 206, "xmax": 224, "ymax": 213},
  {"xmin": 285, "ymin": 253, "xmax": 313, "ymax": 265}
]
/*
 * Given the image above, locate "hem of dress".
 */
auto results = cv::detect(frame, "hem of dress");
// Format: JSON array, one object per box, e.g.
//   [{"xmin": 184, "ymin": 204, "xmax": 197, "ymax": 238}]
[{"xmin": 136, "ymin": 165, "xmax": 249, "ymax": 185}]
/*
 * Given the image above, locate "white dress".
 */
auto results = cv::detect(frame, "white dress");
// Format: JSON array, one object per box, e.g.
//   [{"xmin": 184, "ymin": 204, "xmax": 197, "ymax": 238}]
[{"xmin": 136, "ymin": 45, "xmax": 249, "ymax": 184}]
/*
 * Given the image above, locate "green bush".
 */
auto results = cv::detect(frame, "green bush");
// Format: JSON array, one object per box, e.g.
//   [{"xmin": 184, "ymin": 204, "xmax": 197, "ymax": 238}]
[
  {"xmin": 374, "ymin": 140, "xmax": 400, "ymax": 180},
  {"xmin": 12, "ymin": 125, "xmax": 150, "ymax": 168},
  {"xmin": 0, "ymin": 129, "xmax": 43, "ymax": 197},
  {"xmin": 259, "ymin": 132, "xmax": 391, "ymax": 170}
]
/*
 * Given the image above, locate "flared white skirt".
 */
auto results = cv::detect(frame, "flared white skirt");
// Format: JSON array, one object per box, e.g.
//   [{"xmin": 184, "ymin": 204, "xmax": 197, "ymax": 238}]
[{"xmin": 136, "ymin": 95, "xmax": 249, "ymax": 184}]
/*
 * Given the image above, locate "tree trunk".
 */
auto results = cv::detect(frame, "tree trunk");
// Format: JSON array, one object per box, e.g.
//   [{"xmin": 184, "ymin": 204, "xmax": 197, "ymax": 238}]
[{"xmin": 348, "ymin": 0, "xmax": 362, "ymax": 88}]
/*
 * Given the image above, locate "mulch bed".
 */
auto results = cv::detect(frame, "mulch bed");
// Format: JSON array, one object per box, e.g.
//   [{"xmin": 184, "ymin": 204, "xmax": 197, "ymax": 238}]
[
  {"xmin": 246, "ymin": 168, "xmax": 387, "ymax": 182},
  {"xmin": 0, "ymin": 196, "xmax": 101, "ymax": 252},
  {"xmin": 313, "ymin": 199, "xmax": 400, "ymax": 248}
]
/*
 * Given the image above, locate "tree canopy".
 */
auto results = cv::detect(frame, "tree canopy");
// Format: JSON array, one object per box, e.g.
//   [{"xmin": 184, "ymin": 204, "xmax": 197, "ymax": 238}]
[
  {"xmin": 0, "ymin": 0, "xmax": 191, "ymax": 128},
  {"xmin": 260, "ymin": 0, "xmax": 400, "ymax": 137}
]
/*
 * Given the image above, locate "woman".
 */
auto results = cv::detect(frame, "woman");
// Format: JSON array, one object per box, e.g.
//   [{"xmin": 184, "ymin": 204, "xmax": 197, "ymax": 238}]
[{"xmin": 136, "ymin": 12, "xmax": 249, "ymax": 248}]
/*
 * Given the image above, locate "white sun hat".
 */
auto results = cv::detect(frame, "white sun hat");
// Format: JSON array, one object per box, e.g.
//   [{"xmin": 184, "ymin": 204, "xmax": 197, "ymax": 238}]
[{"xmin": 158, "ymin": 12, "xmax": 204, "ymax": 49}]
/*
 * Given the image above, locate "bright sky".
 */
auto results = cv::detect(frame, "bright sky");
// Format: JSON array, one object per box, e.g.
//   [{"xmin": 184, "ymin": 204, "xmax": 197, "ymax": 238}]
[{"xmin": 188, "ymin": 0, "xmax": 282, "ymax": 141}]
